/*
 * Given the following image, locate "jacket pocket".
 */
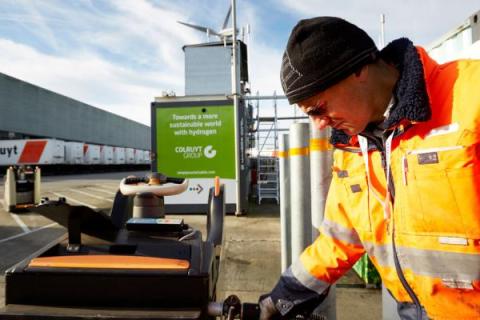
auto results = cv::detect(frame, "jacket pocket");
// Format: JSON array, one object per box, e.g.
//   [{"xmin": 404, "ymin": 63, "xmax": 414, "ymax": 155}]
[{"xmin": 406, "ymin": 143, "xmax": 480, "ymax": 238}]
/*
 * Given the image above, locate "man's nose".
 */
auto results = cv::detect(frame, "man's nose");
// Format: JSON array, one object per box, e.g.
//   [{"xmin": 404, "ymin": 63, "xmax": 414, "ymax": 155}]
[{"xmin": 310, "ymin": 116, "xmax": 330, "ymax": 130}]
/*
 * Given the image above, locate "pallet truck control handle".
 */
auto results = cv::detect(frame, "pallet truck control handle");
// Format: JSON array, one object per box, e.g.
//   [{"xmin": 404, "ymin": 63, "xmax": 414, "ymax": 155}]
[
  {"xmin": 119, "ymin": 174, "xmax": 188, "ymax": 196},
  {"xmin": 208, "ymin": 295, "xmax": 328, "ymax": 319},
  {"xmin": 208, "ymin": 295, "xmax": 261, "ymax": 319}
]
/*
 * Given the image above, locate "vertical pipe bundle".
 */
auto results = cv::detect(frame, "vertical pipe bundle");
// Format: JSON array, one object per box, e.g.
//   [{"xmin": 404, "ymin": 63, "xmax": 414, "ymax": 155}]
[{"xmin": 279, "ymin": 122, "xmax": 337, "ymax": 319}]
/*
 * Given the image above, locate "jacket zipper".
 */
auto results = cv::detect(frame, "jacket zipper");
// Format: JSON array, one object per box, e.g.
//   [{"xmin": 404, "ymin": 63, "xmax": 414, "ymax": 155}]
[
  {"xmin": 366, "ymin": 133, "xmax": 423, "ymax": 320},
  {"xmin": 392, "ymin": 227, "xmax": 423, "ymax": 320}
]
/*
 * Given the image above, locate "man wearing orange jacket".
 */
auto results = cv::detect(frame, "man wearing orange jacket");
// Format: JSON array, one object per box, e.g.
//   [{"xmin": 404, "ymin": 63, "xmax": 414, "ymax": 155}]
[{"xmin": 260, "ymin": 16, "xmax": 480, "ymax": 320}]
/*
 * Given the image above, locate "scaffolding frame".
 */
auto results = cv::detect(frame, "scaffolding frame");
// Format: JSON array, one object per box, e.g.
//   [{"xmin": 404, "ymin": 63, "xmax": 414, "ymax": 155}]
[{"xmin": 244, "ymin": 93, "xmax": 307, "ymax": 204}]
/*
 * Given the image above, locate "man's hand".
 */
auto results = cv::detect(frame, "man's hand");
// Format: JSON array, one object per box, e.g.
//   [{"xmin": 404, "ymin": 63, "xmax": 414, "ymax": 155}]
[{"xmin": 259, "ymin": 295, "xmax": 280, "ymax": 320}]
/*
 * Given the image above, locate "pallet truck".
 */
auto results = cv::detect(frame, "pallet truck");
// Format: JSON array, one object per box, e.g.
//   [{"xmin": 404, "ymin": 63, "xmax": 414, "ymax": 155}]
[
  {"xmin": 0, "ymin": 171, "xmax": 327, "ymax": 320},
  {"xmin": 0, "ymin": 172, "xmax": 232, "ymax": 319},
  {"xmin": 3, "ymin": 166, "xmax": 41, "ymax": 212}
]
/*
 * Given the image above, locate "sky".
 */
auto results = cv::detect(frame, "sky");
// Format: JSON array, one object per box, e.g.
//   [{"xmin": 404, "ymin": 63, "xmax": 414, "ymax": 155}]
[{"xmin": 0, "ymin": 0, "xmax": 479, "ymax": 126}]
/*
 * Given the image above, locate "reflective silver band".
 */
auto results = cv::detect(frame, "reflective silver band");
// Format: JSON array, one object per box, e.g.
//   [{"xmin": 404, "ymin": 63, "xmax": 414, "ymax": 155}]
[
  {"xmin": 321, "ymin": 219, "xmax": 363, "ymax": 246},
  {"xmin": 364, "ymin": 242, "xmax": 480, "ymax": 282},
  {"xmin": 291, "ymin": 259, "xmax": 330, "ymax": 294},
  {"xmin": 363, "ymin": 242, "xmax": 396, "ymax": 268},
  {"xmin": 400, "ymin": 246, "xmax": 480, "ymax": 281}
]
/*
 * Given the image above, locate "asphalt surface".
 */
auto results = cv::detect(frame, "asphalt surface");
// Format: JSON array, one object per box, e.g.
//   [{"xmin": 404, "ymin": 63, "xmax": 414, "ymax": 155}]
[{"xmin": 0, "ymin": 171, "xmax": 381, "ymax": 319}]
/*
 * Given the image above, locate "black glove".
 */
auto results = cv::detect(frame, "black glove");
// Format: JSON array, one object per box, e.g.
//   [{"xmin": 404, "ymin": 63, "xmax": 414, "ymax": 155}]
[
  {"xmin": 259, "ymin": 294, "xmax": 281, "ymax": 320},
  {"xmin": 261, "ymin": 266, "xmax": 331, "ymax": 319}
]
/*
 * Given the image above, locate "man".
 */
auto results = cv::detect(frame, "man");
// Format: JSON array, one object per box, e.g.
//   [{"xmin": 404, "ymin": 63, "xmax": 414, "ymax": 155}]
[{"xmin": 260, "ymin": 16, "xmax": 480, "ymax": 320}]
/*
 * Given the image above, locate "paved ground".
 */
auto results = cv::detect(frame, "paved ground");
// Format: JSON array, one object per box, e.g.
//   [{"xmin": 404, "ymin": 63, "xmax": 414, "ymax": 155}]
[
  {"xmin": 216, "ymin": 202, "xmax": 381, "ymax": 320},
  {"xmin": 0, "ymin": 172, "xmax": 381, "ymax": 319}
]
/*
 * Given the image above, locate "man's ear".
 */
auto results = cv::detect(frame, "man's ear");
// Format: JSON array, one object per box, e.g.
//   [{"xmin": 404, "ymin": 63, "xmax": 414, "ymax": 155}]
[{"xmin": 354, "ymin": 64, "xmax": 369, "ymax": 82}]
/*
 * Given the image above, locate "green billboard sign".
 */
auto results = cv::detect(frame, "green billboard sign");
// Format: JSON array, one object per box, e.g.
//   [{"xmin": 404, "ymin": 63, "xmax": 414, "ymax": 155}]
[{"xmin": 155, "ymin": 105, "xmax": 235, "ymax": 179}]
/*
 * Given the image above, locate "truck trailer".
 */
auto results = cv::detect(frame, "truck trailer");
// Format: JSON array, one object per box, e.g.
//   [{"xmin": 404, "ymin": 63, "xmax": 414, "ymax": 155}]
[
  {"xmin": 83, "ymin": 144, "xmax": 101, "ymax": 165},
  {"xmin": 64, "ymin": 142, "xmax": 84, "ymax": 165},
  {"xmin": 100, "ymin": 146, "xmax": 114, "ymax": 165},
  {"xmin": 125, "ymin": 148, "xmax": 135, "ymax": 164},
  {"xmin": 0, "ymin": 139, "xmax": 148, "ymax": 171},
  {"xmin": 0, "ymin": 139, "xmax": 64, "ymax": 166},
  {"xmin": 113, "ymin": 147, "xmax": 126, "ymax": 164}
]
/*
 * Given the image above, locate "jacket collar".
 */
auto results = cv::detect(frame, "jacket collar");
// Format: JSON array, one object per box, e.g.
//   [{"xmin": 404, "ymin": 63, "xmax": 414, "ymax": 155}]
[{"xmin": 330, "ymin": 38, "xmax": 432, "ymax": 147}]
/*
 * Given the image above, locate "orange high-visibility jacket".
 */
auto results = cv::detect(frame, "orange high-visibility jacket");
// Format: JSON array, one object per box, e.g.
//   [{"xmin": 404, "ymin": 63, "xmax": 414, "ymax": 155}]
[{"xmin": 276, "ymin": 39, "xmax": 480, "ymax": 319}]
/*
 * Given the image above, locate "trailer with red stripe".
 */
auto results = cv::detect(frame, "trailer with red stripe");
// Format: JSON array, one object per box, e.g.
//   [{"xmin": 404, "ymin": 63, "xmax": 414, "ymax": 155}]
[
  {"xmin": 83, "ymin": 143, "xmax": 101, "ymax": 164},
  {"xmin": 0, "ymin": 140, "xmax": 151, "ymax": 173},
  {"xmin": 113, "ymin": 147, "xmax": 126, "ymax": 164},
  {"xmin": 134, "ymin": 149, "xmax": 144, "ymax": 164},
  {"xmin": 125, "ymin": 147, "xmax": 135, "ymax": 164},
  {"xmin": 0, "ymin": 139, "xmax": 64, "ymax": 166},
  {"xmin": 100, "ymin": 145, "xmax": 114, "ymax": 165},
  {"xmin": 143, "ymin": 150, "xmax": 150, "ymax": 164}
]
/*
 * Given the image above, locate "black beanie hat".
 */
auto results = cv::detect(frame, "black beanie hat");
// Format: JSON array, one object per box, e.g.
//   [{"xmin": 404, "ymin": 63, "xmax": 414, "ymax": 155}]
[{"xmin": 281, "ymin": 17, "xmax": 379, "ymax": 104}]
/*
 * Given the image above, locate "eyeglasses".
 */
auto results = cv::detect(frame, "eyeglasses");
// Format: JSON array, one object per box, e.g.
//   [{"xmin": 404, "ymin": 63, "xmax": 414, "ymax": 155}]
[{"xmin": 298, "ymin": 99, "xmax": 328, "ymax": 117}]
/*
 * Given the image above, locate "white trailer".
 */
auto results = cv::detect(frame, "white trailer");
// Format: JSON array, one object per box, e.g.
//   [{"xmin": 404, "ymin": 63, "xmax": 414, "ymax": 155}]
[
  {"xmin": 143, "ymin": 150, "xmax": 150, "ymax": 164},
  {"xmin": 100, "ymin": 146, "xmax": 114, "ymax": 165},
  {"xmin": 64, "ymin": 141, "xmax": 84, "ymax": 164},
  {"xmin": 113, "ymin": 147, "xmax": 126, "ymax": 164},
  {"xmin": 83, "ymin": 144, "xmax": 101, "ymax": 165},
  {"xmin": 0, "ymin": 139, "xmax": 65, "ymax": 165},
  {"xmin": 134, "ymin": 149, "xmax": 144, "ymax": 164},
  {"xmin": 125, "ymin": 148, "xmax": 135, "ymax": 164}
]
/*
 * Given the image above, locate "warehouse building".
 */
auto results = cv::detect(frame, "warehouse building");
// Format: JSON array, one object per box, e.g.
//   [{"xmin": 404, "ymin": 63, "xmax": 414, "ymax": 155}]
[{"xmin": 0, "ymin": 72, "xmax": 150, "ymax": 150}]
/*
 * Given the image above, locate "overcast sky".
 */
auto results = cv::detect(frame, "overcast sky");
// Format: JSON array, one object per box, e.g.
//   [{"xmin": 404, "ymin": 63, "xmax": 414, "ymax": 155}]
[{"xmin": 0, "ymin": 0, "xmax": 478, "ymax": 125}]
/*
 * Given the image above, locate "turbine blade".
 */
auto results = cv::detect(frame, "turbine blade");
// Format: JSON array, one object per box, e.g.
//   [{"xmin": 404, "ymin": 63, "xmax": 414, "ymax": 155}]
[
  {"xmin": 178, "ymin": 21, "xmax": 221, "ymax": 37},
  {"xmin": 177, "ymin": 20, "xmax": 209, "ymax": 33},
  {"xmin": 208, "ymin": 29, "xmax": 221, "ymax": 36},
  {"xmin": 222, "ymin": 4, "xmax": 232, "ymax": 30}
]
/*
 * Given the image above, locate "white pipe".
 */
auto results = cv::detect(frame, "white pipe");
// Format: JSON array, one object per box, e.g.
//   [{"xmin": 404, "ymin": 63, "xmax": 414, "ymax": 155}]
[
  {"xmin": 309, "ymin": 124, "xmax": 332, "ymax": 239},
  {"xmin": 231, "ymin": 0, "xmax": 243, "ymax": 215},
  {"xmin": 279, "ymin": 133, "xmax": 291, "ymax": 271},
  {"xmin": 289, "ymin": 123, "xmax": 311, "ymax": 259},
  {"xmin": 380, "ymin": 13, "xmax": 386, "ymax": 49}
]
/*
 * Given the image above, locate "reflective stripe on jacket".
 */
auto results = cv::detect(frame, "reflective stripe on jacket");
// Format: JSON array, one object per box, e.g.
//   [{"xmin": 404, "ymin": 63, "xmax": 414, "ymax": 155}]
[{"xmin": 275, "ymin": 39, "xmax": 480, "ymax": 319}]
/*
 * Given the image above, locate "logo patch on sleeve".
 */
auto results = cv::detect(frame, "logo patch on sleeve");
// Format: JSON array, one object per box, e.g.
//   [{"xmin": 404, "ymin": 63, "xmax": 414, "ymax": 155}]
[
  {"xmin": 350, "ymin": 184, "xmax": 362, "ymax": 193},
  {"xmin": 337, "ymin": 170, "xmax": 349, "ymax": 178}
]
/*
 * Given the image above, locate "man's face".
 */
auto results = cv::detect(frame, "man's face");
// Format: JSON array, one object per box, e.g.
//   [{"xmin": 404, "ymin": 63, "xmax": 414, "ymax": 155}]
[{"xmin": 296, "ymin": 73, "xmax": 376, "ymax": 136}]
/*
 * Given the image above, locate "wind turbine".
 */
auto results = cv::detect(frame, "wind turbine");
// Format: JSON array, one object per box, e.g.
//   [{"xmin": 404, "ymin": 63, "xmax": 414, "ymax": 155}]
[{"xmin": 177, "ymin": 4, "xmax": 245, "ymax": 45}]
